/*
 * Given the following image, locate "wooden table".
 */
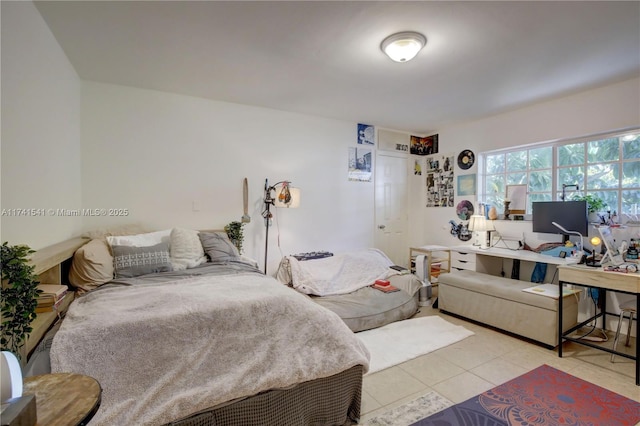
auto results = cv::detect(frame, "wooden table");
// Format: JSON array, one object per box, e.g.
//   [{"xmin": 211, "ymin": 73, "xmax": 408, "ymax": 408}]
[
  {"xmin": 558, "ymin": 264, "xmax": 640, "ymax": 385},
  {"xmin": 23, "ymin": 373, "xmax": 101, "ymax": 426}
]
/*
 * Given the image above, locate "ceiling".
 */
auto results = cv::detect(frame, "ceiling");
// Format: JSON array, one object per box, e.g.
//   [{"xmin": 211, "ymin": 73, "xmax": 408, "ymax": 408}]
[{"xmin": 34, "ymin": 1, "xmax": 640, "ymax": 134}]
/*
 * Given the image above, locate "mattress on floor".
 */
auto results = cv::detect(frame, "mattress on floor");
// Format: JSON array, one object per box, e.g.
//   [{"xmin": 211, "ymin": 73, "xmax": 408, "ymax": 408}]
[{"xmin": 311, "ymin": 274, "xmax": 422, "ymax": 332}]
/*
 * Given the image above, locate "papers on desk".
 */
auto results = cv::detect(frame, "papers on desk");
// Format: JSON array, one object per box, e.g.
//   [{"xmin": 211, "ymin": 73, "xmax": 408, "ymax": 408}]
[{"xmin": 522, "ymin": 284, "xmax": 581, "ymax": 299}]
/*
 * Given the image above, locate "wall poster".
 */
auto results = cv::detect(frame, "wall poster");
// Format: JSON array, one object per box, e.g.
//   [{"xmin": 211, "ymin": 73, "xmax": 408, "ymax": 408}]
[
  {"xmin": 410, "ymin": 134, "xmax": 439, "ymax": 155},
  {"xmin": 426, "ymin": 153, "xmax": 454, "ymax": 207},
  {"xmin": 357, "ymin": 123, "xmax": 375, "ymax": 145},
  {"xmin": 348, "ymin": 147, "xmax": 372, "ymax": 182},
  {"xmin": 414, "ymin": 158, "xmax": 423, "ymax": 176}
]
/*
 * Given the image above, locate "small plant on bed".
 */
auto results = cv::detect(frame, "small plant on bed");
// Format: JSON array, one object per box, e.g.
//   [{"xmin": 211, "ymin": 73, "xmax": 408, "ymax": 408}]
[
  {"xmin": 224, "ymin": 221, "xmax": 245, "ymax": 254},
  {"xmin": 1, "ymin": 242, "xmax": 41, "ymax": 361}
]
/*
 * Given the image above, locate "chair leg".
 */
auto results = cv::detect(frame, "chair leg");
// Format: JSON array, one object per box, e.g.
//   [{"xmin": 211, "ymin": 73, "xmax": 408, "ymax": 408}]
[
  {"xmin": 611, "ymin": 310, "xmax": 626, "ymax": 363},
  {"xmin": 624, "ymin": 312, "xmax": 634, "ymax": 347}
]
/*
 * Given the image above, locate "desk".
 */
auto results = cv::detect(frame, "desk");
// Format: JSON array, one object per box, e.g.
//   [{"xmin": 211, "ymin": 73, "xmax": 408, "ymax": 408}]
[
  {"xmin": 450, "ymin": 245, "xmax": 578, "ymax": 282},
  {"xmin": 558, "ymin": 265, "xmax": 639, "ymax": 386},
  {"xmin": 23, "ymin": 373, "xmax": 101, "ymax": 425},
  {"xmin": 451, "ymin": 245, "xmax": 579, "ymax": 265}
]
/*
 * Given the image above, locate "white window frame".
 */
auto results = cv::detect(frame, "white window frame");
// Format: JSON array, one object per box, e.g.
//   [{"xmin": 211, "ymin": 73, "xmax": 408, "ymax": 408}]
[{"xmin": 479, "ymin": 127, "xmax": 640, "ymax": 216}]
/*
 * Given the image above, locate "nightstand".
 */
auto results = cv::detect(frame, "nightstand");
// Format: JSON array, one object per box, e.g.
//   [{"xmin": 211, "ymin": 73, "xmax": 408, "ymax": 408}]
[{"xmin": 23, "ymin": 373, "xmax": 101, "ymax": 426}]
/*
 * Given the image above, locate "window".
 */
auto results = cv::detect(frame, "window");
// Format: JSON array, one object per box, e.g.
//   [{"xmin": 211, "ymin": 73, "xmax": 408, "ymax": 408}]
[{"xmin": 480, "ymin": 129, "xmax": 640, "ymax": 215}]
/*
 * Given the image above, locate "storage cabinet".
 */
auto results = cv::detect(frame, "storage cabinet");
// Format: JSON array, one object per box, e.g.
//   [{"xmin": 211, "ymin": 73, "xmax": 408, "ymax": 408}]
[{"xmin": 409, "ymin": 246, "xmax": 451, "ymax": 284}]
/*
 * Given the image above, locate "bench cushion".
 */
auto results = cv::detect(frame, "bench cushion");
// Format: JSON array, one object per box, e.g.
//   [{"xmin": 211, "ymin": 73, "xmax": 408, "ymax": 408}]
[
  {"xmin": 438, "ymin": 270, "xmax": 579, "ymax": 347},
  {"xmin": 438, "ymin": 270, "xmax": 578, "ymax": 310}
]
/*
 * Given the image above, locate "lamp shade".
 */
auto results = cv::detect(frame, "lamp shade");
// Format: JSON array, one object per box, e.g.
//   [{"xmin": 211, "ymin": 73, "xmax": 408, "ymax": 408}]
[
  {"xmin": 381, "ymin": 31, "xmax": 426, "ymax": 62},
  {"xmin": 1, "ymin": 351, "xmax": 22, "ymax": 401},
  {"xmin": 273, "ymin": 186, "xmax": 300, "ymax": 208},
  {"xmin": 468, "ymin": 215, "xmax": 484, "ymax": 231},
  {"xmin": 469, "ymin": 215, "xmax": 488, "ymax": 232},
  {"xmin": 484, "ymin": 219, "xmax": 496, "ymax": 232},
  {"xmin": 590, "ymin": 236, "xmax": 601, "ymax": 246}
]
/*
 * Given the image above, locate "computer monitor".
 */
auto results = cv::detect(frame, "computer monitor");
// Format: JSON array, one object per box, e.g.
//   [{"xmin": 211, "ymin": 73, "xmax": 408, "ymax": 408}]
[{"xmin": 532, "ymin": 201, "xmax": 588, "ymax": 242}]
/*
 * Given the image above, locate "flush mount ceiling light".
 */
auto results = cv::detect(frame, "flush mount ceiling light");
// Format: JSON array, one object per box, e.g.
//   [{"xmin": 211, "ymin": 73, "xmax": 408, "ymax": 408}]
[{"xmin": 381, "ymin": 31, "xmax": 426, "ymax": 62}]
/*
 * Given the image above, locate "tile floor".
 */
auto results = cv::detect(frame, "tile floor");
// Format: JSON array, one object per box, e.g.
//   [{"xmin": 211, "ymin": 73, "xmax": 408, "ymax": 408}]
[{"xmin": 360, "ymin": 293, "xmax": 639, "ymax": 422}]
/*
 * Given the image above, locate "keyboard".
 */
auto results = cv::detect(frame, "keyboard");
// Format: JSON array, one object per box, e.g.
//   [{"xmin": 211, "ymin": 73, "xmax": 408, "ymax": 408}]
[{"xmin": 291, "ymin": 251, "xmax": 333, "ymax": 261}]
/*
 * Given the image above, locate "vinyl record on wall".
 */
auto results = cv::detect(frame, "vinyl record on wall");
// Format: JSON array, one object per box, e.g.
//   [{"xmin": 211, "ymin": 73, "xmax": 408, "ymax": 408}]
[
  {"xmin": 456, "ymin": 200, "xmax": 474, "ymax": 220},
  {"xmin": 457, "ymin": 150, "xmax": 475, "ymax": 170}
]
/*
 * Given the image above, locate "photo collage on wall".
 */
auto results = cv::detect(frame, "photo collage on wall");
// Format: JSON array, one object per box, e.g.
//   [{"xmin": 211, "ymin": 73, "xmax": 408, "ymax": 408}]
[{"xmin": 425, "ymin": 154, "xmax": 455, "ymax": 207}]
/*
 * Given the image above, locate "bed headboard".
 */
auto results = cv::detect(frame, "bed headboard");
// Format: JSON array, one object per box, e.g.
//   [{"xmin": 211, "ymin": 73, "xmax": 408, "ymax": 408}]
[
  {"xmin": 23, "ymin": 236, "xmax": 89, "ymax": 358},
  {"xmin": 23, "ymin": 230, "xmax": 228, "ymax": 359}
]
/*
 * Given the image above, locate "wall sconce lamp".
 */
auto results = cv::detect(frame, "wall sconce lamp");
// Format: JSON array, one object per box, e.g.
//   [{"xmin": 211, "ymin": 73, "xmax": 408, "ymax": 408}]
[
  {"xmin": 381, "ymin": 31, "xmax": 426, "ymax": 62},
  {"xmin": 262, "ymin": 179, "xmax": 300, "ymax": 274}
]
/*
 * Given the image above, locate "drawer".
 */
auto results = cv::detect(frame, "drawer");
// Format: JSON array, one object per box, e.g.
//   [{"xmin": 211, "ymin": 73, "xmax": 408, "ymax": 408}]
[
  {"xmin": 451, "ymin": 259, "xmax": 476, "ymax": 271},
  {"xmin": 451, "ymin": 250, "xmax": 476, "ymax": 271}
]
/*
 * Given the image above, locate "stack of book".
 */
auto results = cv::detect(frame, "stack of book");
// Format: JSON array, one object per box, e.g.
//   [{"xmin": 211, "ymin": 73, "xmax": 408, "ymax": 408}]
[
  {"xmin": 371, "ymin": 279, "xmax": 400, "ymax": 293},
  {"xmin": 430, "ymin": 262, "xmax": 442, "ymax": 278},
  {"xmin": 36, "ymin": 284, "xmax": 68, "ymax": 313}
]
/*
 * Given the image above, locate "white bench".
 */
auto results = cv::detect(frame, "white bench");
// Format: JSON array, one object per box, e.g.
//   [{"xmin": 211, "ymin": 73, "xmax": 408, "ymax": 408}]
[{"xmin": 438, "ymin": 270, "xmax": 579, "ymax": 347}]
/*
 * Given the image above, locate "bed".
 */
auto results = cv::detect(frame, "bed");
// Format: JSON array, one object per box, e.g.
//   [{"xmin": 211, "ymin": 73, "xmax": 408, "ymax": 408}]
[
  {"xmin": 30, "ymin": 228, "xmax": 369, "ymax": 426},
  {"xmin": 277, "ymin": 249, "xmax": 422, "ymax": 332}
]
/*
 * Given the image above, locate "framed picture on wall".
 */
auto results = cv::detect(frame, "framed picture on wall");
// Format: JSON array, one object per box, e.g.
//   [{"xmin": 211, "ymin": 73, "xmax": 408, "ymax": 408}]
[
  {"xmin": 457, "ymin": 174, "xmax": 476, "ymax": 196},
  {"xmin": 348, "ymin": 147, "xmax": 372, "ymax": 182},
  {"xmin": 506, "ymin": 184, "xmax": 527, "ymax": 213},
  {"xmin": 357, "ymin": 123, "xmax": 375, "ymax": 145}
]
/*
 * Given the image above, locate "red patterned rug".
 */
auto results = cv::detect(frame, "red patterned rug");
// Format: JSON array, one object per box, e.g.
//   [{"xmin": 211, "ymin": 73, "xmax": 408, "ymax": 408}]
[{"xmin": 412, "ymin": 364, "xmax": 640, "ymax": 426}]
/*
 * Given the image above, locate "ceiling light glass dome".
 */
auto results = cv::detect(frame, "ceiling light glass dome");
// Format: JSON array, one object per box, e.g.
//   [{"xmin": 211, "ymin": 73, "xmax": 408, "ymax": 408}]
[{"xmin": 381, "ymin": 31, "xmax": 426, "ymax": 62}]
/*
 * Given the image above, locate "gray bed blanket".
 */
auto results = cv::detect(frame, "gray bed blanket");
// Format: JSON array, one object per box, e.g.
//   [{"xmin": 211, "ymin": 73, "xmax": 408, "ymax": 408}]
[{"xmin": 50, "ymin": 269, "xmax": 370, "ymax": 425}]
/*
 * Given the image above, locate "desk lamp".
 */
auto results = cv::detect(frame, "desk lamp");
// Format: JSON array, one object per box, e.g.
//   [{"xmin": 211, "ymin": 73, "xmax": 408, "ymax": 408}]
[
  {"xmin": 467, "ymin": 215, "xmax": 484, "ymax": 246},
  {"xmin": 471, "ymin": 216, "xmax": 495, "ymax": 249},
  {"xmin": 586, "ymin": 236, "xmax": 601, "ymax": 267},
  {"xmin": 551, "ymin": 221, "xmax": 583, "ymax": 255}
]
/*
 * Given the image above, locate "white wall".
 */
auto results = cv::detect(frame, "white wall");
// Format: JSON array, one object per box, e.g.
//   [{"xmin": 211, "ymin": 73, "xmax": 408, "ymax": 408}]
[
  {"xmin": 411, "ymin": 77, "xmax": 640, "ymax": 334},
  {"xmin": 80, "ymin": 82, "xmax": 374, "ymax": 273},
  {"xmin": 0, "ymin": 1, "xmax": 83, "ymax": 250},
  {"xmin": 412, "ymin": 77, "xmax": 640, "ymax": 248}
]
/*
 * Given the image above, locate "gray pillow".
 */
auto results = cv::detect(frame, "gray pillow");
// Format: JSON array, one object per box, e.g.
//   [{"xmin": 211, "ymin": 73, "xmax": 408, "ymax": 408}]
[
  {"xmin": 112, "ymin": 242, "xmax": 172, "ymax": 278},
  {"xmin": 199, "ymin": 232, "xmax": 240, "ymax": 263}
]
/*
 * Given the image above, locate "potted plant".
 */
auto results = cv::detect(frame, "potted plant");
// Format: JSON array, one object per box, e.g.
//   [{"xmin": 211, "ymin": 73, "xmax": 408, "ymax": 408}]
[
  {"xmin": 1, "ymin": 242, "xmax": 41, "ymax": 362},
  {"xmin": 224, "ymin": 221, "xmax": 245, "ymax": 254},
  {"xmin": 572, "ymin": 194, "xmax": 607, "ymax": 222}
]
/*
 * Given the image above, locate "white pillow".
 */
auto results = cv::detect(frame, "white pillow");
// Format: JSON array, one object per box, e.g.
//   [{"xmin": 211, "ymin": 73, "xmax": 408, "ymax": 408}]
[
  {"xmin": 170, "ymin": 228, "xmax": 207, "ymax": 271},
  {"xmin": 106, "ymin": 229, "xmax": 171, "ymax": 247}
]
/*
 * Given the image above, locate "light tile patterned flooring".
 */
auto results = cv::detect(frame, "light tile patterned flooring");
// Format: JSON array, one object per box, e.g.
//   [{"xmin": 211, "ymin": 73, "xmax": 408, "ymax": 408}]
[{"xmin": 361, "ymin": 292, "xmax": 639, "ymax": 423}]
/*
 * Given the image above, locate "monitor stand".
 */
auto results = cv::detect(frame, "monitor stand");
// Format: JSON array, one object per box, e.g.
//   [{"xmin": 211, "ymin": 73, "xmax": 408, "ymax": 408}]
[{"xmin": 600, "ymin": 250, "xmax": 624, "ymax": 266}]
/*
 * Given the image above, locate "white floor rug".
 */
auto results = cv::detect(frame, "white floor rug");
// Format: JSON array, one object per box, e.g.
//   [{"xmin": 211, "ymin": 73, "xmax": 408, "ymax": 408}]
[
  {"xmin": 362, "ymin": 391, "xmax": 454, "ymax": 426},
  {"xmin": 357, "ymin": 316, "xmax": 474, "ymax": 375}
]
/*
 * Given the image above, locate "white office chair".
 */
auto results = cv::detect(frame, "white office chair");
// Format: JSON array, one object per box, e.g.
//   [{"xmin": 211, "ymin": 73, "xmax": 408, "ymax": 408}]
[{"xmin": 611, "ymin": 299, "xmax": 636, "ymax": 362}]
